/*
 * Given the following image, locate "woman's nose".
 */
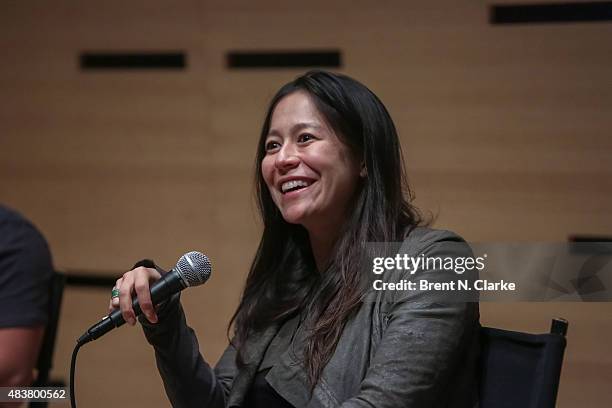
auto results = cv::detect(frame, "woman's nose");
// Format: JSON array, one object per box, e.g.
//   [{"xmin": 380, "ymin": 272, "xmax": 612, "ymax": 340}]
[{"xmin": 275, "ymin": 144, "xmax": 300, "ymax": 172}]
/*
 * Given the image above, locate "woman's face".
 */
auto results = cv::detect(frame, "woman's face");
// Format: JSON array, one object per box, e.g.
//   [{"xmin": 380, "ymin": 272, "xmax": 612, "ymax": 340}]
[{"xmin": 261, "ymin": 91, "xmax": 362, "ymax": 235}]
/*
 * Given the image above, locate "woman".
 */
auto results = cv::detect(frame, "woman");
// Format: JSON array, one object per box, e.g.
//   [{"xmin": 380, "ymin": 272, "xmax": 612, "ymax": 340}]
[{"xmin": 110, "ymin": 70, "xmax": 480, "ymax": 407}]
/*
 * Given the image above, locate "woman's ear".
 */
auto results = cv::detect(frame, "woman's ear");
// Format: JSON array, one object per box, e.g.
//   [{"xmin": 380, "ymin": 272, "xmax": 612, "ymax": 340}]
[{"xmin": 360, "ymin": 162, "xmax": 367, "ymax": 178}]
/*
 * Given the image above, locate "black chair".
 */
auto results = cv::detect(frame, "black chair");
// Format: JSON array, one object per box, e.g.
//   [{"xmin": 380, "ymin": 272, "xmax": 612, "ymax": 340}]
[
  {"xmin": 30, "ymin": 271, "xmax": 66, "ymax": 408},
  {"xmin": 479, "ymin": 318, "xmax": 568, "ymax": 408}
]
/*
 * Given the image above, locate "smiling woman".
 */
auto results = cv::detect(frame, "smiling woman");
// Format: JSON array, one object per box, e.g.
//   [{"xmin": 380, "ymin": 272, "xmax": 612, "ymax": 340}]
[{"xmin": 110, "ymin": 70, "xmax": 480, "ymax": 408}]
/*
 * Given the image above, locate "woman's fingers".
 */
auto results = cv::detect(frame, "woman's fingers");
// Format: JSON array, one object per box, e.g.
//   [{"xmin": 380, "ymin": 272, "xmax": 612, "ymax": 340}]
[
  {"xmin": 134, "ymin": 268, "xmax": 159, "ymax": 324},
  {"xmin": 109, "ymin": 277, "xmax": 123, "ymax": 312},
  {"xmin": 119, "ymin": 272, "xmax": 136, "ymax": 325},
  {"xmin": 110, "ymin": 267, "xmax": 163, "ymax": 326}
]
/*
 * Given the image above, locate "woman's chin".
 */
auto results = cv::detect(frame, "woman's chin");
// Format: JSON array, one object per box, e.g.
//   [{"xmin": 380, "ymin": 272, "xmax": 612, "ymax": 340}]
[
  {"xmin": 282, "ymin": 215, "xmax": 306, "ymax": 225},
  {"xmin": 280, "ymin": 208, "xmax": 311, "ymax": 225}
]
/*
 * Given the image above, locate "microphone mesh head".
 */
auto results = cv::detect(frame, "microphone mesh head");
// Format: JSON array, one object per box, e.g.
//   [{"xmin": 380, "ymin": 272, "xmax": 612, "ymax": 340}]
[{"xmin": 175, "ymin": 251, "xmax": 212, "ymax": 287}]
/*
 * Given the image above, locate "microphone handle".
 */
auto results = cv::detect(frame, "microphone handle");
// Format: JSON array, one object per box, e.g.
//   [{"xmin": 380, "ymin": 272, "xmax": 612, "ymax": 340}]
[{"xmin": 77, "ymin": 269, "xmax": 185, "ymax": 345}]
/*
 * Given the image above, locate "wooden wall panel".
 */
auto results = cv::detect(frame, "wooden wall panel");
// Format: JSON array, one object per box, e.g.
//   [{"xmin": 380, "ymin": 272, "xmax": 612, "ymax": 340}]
[{"xmin": 0, "ymin": 1, "xmax": 611, "ymax": 407}]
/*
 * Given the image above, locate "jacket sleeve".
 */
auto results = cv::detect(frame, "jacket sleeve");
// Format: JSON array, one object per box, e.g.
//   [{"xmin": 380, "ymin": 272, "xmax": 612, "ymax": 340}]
[
  {"xmin": 140, "ymin": 294, "xmax": 238, "ymax": 408},
  {"xmin": 340, "ymin": 231, "xmax": 480, "ymax": 408}
]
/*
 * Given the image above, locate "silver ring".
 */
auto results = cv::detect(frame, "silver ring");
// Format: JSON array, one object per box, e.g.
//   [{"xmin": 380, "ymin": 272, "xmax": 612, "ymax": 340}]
[{"xmin": 111, "ymin": 287, "xmax": 120, "ymax": 299}]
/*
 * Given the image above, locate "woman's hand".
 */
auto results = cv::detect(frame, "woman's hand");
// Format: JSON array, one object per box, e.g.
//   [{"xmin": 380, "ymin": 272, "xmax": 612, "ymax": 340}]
[{"xmin": 109, "ymin": 266, "xmax": 162, "ymax": 325}]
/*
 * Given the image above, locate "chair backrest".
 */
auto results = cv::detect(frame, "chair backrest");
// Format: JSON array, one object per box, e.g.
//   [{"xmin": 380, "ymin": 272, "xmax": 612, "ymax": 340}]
[
  {"xmin": 479, "ymin": 318, "xmax": 568, "ymax": 408},
  {"xmin": 32, "ymin": 270, "xmax": 65, "ymax": 386}
]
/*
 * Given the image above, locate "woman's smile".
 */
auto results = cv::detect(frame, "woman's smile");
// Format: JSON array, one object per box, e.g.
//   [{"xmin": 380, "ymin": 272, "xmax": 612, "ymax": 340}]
[{"xmin": 279, "ymin": 177, "xmax": 316, "ymax": 195}]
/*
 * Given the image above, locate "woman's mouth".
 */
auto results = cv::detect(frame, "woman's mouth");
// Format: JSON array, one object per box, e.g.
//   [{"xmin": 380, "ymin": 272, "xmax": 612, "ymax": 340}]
[{"xmin": 281, "ymin": 179, "xmax": 314, "ymax": 195}]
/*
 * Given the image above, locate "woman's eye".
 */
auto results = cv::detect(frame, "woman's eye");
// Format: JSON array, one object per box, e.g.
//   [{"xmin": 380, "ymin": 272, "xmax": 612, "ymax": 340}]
[
  {"xmin": 298, "ymin": 133, "xmax": 314, "ymax": 143},
  {"xmin": 265, "ymin": 141, "xmax": 280, "ymax": 151}
]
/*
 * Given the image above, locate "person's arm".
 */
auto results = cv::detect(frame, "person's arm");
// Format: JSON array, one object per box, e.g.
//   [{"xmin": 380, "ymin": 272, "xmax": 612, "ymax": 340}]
[
  {"xmin": 140, "ymin": 295, "xmax": 236, "ymax": 408},
  {"xmin": 111, "ymin": 259, "xmax": 237, "ymax": 408},
  {"xmin": 341, "ymin": 301, "xmax": 477, "ymax": 407},
  {"xmin": 341, "ymin": 234, "xmax": 479, "ymax": 407},
  {"xmin": 0, "ymin": 207, "xmax": 53, "ymax": 396},
  {"xmin": 0, "ymin": 327, "xmax": 44, "ymax": 387}
]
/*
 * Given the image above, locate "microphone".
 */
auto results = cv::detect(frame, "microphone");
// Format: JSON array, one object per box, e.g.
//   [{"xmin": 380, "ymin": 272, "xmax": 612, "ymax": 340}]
[{"xmin": 77, "ymin": 251, "xmax": 212, "ymax": 346}]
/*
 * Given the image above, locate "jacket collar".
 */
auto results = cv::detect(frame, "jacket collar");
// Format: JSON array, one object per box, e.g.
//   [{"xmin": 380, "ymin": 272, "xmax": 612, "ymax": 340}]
[{"xmin": 227, "ymin": 323, "xmax": 281, "ymax": 407}]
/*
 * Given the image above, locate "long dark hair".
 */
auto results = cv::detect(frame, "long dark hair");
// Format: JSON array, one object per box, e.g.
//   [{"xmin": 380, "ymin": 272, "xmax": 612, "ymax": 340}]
[{"xmin": 229, "ymin": 70, "xmax": 422, "ymax": 388}]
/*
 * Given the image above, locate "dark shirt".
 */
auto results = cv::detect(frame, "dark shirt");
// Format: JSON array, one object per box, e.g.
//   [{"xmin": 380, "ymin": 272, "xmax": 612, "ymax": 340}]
[
  {"xmin": 0, "ymin": 205, "xmax": 53, "ymax": 328},
  {"xmin": 244, "ymin": 313, "xmax": 302, "ymax": 407},
  {"xmin": 244, "ymin": 368, "xmax": 294, "ymax": 408}
]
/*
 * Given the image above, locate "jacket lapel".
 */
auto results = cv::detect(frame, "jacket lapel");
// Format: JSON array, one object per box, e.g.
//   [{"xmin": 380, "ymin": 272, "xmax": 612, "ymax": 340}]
[{"xmin": 227, "ymin": 323, "xmax": 280, "ymax": 407}]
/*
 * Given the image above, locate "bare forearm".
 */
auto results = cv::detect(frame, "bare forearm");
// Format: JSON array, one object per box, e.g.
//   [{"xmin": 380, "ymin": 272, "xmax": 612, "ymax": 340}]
[{"xmin": 0, "ymin": 327, "xmax": 43, "ymax": 387}]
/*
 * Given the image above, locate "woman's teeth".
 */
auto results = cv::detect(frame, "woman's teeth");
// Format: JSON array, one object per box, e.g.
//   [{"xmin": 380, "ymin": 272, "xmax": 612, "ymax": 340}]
[{"xmin": 281, "ymin": 180, "xmax": 311, "ymax": 193}]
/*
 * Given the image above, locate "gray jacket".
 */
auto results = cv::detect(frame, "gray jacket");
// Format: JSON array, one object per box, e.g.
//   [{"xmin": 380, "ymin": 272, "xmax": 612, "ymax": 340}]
[{"xmin": 141, "ymin": 227, "xmax": 480, "ymax": 407}]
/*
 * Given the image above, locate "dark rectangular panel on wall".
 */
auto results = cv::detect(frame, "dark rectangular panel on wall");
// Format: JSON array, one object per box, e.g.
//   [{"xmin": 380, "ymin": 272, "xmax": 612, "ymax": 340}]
[
  {"xmin": 568, "ymin": 235, "xmax": 612, "ymax": 254},
  {"xmin": 569, "ymin": 235, "xmax": 612, "ymax": 243},
  {"xmin": 80, "ymin": 52, "xmax": 186, "ymax": 70},
  {"xmin": 490, "ymin": 1, "xmax": 612, "ymax": 24},
  {"xmin": 227, "ymin": 50, "xmax": 341, "ymax": 69}
]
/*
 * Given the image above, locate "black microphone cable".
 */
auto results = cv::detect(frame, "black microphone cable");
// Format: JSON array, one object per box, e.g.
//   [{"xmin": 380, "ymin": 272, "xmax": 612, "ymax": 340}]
[{"xmin": 70, "ymin": 341, "xmax": 82, "ymax": 408}]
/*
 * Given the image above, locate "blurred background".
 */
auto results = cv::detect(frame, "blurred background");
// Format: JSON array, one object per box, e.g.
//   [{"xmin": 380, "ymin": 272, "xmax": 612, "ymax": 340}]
[{"xmin": 1, "ymin": 1, "xmax": 611, "ymax": 406}]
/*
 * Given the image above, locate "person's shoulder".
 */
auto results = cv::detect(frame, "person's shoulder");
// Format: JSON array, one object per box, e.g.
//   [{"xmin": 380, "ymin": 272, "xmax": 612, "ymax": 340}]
[
  {"xmin": 397, "ymin": 226, "xmax": 474, "ymax": 261},
  {"xmin": 402, "ymin": 226, "xmax": 467, "ymax": 250},
  {"xmin": 0, "ymin": 205, "xmax": 45, "ymax": 238},
  {"xmin": 0, "ymin": 205, "xmax": 28, "ymax": 225},
  {"xmin": 0, "ymin": 205, "xmax": 51, "ymax": 262}
]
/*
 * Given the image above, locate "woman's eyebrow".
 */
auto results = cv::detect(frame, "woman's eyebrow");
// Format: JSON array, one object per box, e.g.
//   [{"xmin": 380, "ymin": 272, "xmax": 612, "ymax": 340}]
[{"xmin": 268, "ymin": 122, "xmax": 322, "ymax": 137}]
